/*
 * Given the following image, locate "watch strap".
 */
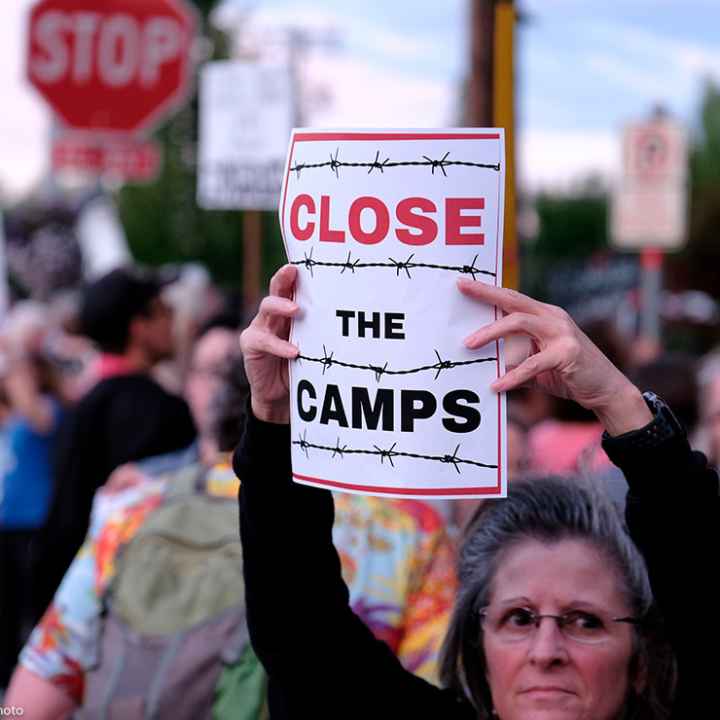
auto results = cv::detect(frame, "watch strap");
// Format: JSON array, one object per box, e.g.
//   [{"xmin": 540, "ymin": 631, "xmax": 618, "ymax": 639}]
[{"xmin": 602, "ymin": 391, "xmax": 685, "ymax": 453}]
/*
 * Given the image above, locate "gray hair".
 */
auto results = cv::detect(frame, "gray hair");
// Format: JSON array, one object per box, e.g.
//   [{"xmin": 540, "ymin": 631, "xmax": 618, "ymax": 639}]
[{"xmin": 439, "ymin": 476, "xmax": 675, "ymax": 719}]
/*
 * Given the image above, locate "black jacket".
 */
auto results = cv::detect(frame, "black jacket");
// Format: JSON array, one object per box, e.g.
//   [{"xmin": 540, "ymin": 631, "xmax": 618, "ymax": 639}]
[
  {"xmin": 36, "ymin": 373, "xmax": 196, "ymax": 613},
  {"xmin": 235, "ymin": 411, "xmax": 718, "ymax": 719}
]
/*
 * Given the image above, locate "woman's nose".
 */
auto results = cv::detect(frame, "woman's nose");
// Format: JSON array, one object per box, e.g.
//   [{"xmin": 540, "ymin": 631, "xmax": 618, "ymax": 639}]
[{"xmin": 527, "ymin": 617, "xmax": 570, "ymax": 667}]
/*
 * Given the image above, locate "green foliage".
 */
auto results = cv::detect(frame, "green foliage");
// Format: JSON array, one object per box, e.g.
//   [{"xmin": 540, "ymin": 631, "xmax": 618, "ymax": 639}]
[
  {"xmin": 686, "ymin": 80, "xmax": 720, "ymax": 257},
  {"xmin": 664, "ymin": 79, "xmax": 720, "ymax": 301},
  {"xmin": 522, "ymin": 189, "xmax": 608, "ymax": 299},
  {"xmin": 190, "ymin": 0, "xmax": 220, "ymax": 20},
  {"xmin": 117, "ymin": 0, "xmax": 286, "ymax": 294},
  {"xmin": 690, "ymin": 80, "xmax": 720, "ymax": 191},
  {"xmin": 533, "ymin": 192, "xmax": 608, "ymax": 259}
]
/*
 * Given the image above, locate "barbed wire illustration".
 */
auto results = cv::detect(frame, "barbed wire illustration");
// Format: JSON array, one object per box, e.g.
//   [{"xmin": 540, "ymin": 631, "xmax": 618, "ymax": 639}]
[
  {"xmin": 290, "ymin": 149, "xmax": 500, "ymax": 179},
  {"xmin": 293, "ymin": 430, "xmax": 497, "ymax": 473},
  {"xmin": 290, "ymin": 249, "xmax": 496, "ymax": 280},
  {"xmin": 297, "ymin": 347, "xmax": 496, "ymax": 381}
]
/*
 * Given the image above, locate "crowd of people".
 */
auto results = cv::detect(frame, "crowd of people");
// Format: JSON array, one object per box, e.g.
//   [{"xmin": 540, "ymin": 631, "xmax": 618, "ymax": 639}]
[{"xmin": 0, "ymin": 260, "xmax": 718, "ymax": 719}]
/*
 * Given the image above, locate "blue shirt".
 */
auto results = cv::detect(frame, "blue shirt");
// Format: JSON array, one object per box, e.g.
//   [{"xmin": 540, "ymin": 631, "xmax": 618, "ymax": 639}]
[{"xmin": 0, "ymin": 399, "xmax": 63, "ymax": 529}]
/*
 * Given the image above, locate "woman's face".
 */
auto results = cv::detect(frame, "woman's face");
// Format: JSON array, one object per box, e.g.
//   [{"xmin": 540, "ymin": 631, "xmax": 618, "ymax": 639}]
[{"xmin": 483, "ymin": 539, "xmax": 636, "ymax": 720}]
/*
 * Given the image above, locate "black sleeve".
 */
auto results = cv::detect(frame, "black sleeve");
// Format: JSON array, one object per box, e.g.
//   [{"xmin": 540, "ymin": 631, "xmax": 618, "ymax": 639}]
[
  {"xmin": 34, "ymin": 403, "xmax": 99, "ymax": 614},
  {"xmin": 102, "ymin": 378, "xmax": 196, "ymax": 472},
  {"xmin": 36, "ymin": 377, "xmax": 196, "ymax": 615},
  {"xmin": 234, "ymin": 411, "xmax": 473, "ymax": 720},
  {"xmin": 603, "ymin": 427, "xmax": 719, "ymax": 716}
]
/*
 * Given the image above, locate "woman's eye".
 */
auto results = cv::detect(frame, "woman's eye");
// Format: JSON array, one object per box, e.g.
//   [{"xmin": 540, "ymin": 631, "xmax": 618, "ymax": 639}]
[
  {"xmin": 566, "ymin": 611, "xmax": 604, "ymax": 630},
  {"xmin": 505, "ymin": 608, "xmax": 535, "ymax": 627}
]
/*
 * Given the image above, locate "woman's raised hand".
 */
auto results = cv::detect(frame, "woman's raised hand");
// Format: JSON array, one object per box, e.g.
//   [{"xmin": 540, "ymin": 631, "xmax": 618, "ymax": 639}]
[
  {"xmin": 240, "ymin": 265, "xmax": 300, "ymax": 424},
  {"xmin": 458, "ymin": 279, "xmax": 652, "ymax": 436}
]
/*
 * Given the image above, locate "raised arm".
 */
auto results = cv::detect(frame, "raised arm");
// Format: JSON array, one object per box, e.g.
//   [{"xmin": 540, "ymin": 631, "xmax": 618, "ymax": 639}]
[
  {"xmin": 459, "ymin": 278, "xmax": 718, "ymax": 716},
  {"xmin": 236, "ymin": 266, "xmax": 471, "ymax": 719}
]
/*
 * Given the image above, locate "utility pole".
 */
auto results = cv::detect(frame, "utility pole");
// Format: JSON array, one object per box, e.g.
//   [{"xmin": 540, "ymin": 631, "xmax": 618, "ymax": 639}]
[
  {"xmin": 468, "ymin": 0, "xmax": 495, "ymax": 127},
  {"xmin": 231, "ymin": 20, "xmax": 338, "ymax": 315},
  {"xmin": 468, "ymin": 0, "xmax": 518, "ymax": 290}
]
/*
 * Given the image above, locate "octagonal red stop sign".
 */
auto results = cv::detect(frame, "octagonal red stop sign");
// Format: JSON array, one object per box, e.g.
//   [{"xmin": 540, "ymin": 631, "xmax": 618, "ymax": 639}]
[{"xmin": 27, "ymin": 0, "xmax": 196, "ymax": 134}]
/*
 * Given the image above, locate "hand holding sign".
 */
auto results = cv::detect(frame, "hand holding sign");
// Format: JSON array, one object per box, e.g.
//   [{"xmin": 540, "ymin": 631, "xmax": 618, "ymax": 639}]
[
  {"xmin": 458, "ymin": 278, "xmax": 651, "ymax": 437},
  {"xmin": 240, "ymin": 264, "xmax": 299, "ymax": 424},
  {"xmin": 242, "ymin": 272, "xmax": 652, "ymax": 474},
  {"xmin": 280, "ymin": 130, "xmax": 507, "ymax": 498}
]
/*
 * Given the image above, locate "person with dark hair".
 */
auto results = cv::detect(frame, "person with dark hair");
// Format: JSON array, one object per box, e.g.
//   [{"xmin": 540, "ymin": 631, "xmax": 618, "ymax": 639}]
[
  {"xmin": 34, "ymin": 266, "xmax": 196, "ymax": 615},
  {"xmin": 4, "ymin": 349, "xmax": 248, "ymax": 718},
  {"xmin": 598, "ymin": 353, "xmax": 701, "ymax": 511},
  {"xmin": 185, "ymin": 323, "xmax": 239, "ymax": 464},
  {"xmin": 235, "ymin": 264, "xmax": 717, "ymax": 719},
  {"xmin": 627, "ymin": 354, "xmax": 698, "ymax": 434}
]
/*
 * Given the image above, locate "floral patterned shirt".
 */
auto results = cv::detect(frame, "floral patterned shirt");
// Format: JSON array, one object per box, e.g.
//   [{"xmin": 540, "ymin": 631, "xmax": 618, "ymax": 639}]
[{"xmin": 21, "ymin": 453, "xmax": 457, "ymax": 703}]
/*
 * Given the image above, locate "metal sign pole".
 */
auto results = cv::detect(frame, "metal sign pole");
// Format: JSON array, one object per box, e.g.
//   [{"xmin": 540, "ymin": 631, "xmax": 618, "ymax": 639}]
[
  {"xmin": 493, "ymin": 0, "xmax": 517, "ymax": 290},
  {"xmin": 640, "ymin": 248, "xmax": 663, "ymax": 343},
  {"xmin": 243, "ymin": 210, "xmax": 262, "ymax": 316}
]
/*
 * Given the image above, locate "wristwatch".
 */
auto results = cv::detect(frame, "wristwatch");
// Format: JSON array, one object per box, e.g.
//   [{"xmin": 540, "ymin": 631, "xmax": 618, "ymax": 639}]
[{"xmin": 602, "ymin": 391, "xmax": 685, "ymax": 452}]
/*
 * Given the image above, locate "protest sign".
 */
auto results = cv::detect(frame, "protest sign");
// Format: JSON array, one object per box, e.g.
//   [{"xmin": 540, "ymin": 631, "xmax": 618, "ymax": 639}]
[
  {"xmin": 280, "ymin": 130, "xmax": 506, "ymax": 499},
  {"xmin": 198, "ymin": 61, "xmax": 293, "ymax": 210}
]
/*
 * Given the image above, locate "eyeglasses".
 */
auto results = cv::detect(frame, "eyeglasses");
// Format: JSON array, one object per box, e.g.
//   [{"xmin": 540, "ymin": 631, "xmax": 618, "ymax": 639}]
[{"xmin": 478, "ymin": 606, "xmax": 640, "ymax": 645}]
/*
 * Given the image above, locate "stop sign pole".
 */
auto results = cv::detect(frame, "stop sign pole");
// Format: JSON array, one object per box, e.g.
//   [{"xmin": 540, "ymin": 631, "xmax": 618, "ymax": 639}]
[{"xmin": 27, "ymin": 0, "xmax": 196, "ymax": 135}]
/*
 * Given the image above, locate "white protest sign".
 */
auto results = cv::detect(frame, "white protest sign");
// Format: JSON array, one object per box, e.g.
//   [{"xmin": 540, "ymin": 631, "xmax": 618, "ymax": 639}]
[
  {"xmin": 280, "ymin": 129, "xmax": 507, "ymax": 499},
  {"xmin": 197, "ymin": 60, "xmax": 293, "ymax": 210}
]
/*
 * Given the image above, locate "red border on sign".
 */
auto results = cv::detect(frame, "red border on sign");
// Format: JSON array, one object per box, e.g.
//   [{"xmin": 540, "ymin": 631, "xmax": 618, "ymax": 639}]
[{"xmin": 281, "ymin": 131, "xmax": 504, "ymax": 497}]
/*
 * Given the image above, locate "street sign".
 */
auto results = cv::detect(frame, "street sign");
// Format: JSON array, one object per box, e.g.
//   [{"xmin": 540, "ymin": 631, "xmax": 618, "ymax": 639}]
[
  {"xmin": 611, "ymin": 117, "xmax": 688, "ymax": 250},
  {"xmin": 197, "ymin": 61, "xmax": 294, "ymax": 211},
  {"xmin": 27, "ymin": 0, "xmax": 196, "ymax": 134},
  {"xmin": 52, "ymin": 133, "xmax": 161, "ymax": 182}
]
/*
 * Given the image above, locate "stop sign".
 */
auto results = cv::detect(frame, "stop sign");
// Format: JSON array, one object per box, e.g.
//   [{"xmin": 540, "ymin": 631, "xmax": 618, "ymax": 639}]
[{"xmin": 27, "ymin": 0, "xmax": 196, "ymax": 134}]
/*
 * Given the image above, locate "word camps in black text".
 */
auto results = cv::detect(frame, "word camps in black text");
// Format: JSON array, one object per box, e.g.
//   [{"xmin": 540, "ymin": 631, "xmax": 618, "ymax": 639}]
[{"xmin": 297, "ymin": 311, "xmax": 483, "ymax": 435}]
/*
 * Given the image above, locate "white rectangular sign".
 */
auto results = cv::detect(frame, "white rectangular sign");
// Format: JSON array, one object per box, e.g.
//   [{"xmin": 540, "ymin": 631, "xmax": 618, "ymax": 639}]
[
  {"xmin": 280, "ymin": 129, "xmax": 507, "ymax": 499},
  {"xmin": 611, "ymin": 117, "xmax": 688, "ymax": 250},
  {"xmin": 198, "ymin": 60, "xmax": 293, "ymax": 211}
]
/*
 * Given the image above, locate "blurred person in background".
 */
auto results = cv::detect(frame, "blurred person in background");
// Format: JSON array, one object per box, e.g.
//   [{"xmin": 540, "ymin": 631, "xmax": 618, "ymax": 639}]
[
  {"xmin": 696, "ymin": 349, "xmax": 720, "ymax": 470},
  {"xmin": 186, "ymin": 317, "xmax": 244, "ymax": 464},
  {"xmin": 5, "ymin": 325, "xmax": 457, "ymax": 717},
  {"xmin": 154, "ymin": 263, "xmax": 229, "ymax": 396},
  {"xmin": 627, "ymin": 354, "xmax": 698, "ymax": 433},
  {"xmin": 33, "ymin": 266, "xmax": 196, "ymax": 617},
  {"xmin": 451, "ymin": 405, "xmax": 531, "ymax": 533},
  {"xmin": 587, "ymin": 353, "xmax": 699, "ymax": 512},
  {"xmin": 183, "ymin": 317, "xmax": 459, "ymax": 685},
  {"xmin": 527, "ymin": 320, "xmax": 628, "ymax": 477},
  {"xmin": 0, "ymin": 302, "xmax": 66, "ymax": 690}
]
